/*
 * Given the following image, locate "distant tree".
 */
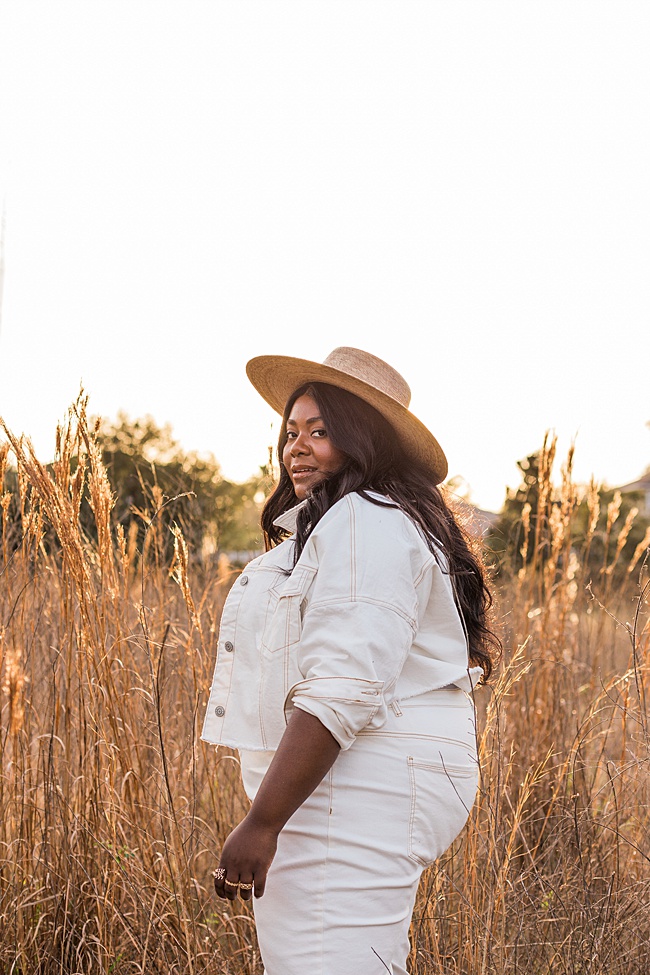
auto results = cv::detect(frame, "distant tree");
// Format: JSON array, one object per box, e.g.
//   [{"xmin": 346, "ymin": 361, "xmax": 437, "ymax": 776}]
[
  {"xmin": 488, "ymin": 446, "xmax": 649, "ymax": 582},
  {"xmin": 487, "ymin": 451, "xmax": 544, "ymax": 572},
  {"xmin": 571, "ymin": 484, "xmax": 649, "ymax": 582},
  {"xmin": 85, "ymin": 413, "xmax": 269, "ymax": 558},
  {"xmin": 1, "ymin": 414, "xmax": 271, "ymax": 562},
  {"xmin": 0, "ymin": 462, "xmax": 22, "ymax": 554}
]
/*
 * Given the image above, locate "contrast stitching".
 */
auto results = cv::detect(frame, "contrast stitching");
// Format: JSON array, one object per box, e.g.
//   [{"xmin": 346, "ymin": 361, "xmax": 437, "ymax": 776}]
[
  {"xmin": 305, "ymin": 596, "xmax": 417, "ymax": 629},
  {"xmin": 412, "ymin": 554, "xmax": 435, "ymax": 588},
  {"xmin": 349, "ymin": 496, "xmax": 356, "ymax": 599},
  {"xmin": 407, "ymin": 757, "xmax": 428, "ymax": 867},
  {"xmin": 356, "ymin": 731, "xmax": 474, "ymax": 745},
  {"xmin": 262, "ymin": 592, "xmax": 303, "ymax": 653},
  {"xmin": 409, "ymin": 759, "xmax": 478, "ymax": 777},
  {"xmin": 296, "ymin": 696, "xmax": 381, "ymax": 706},
  {"xmin": 319, "ymin": 765, "xmax": 334, "ymax": 972},
  {"xmin": 258, "ymin": 662, "xmax": 267, "ymax": 748},
  {"xmin": 292, "ymin": 675, "xmax": 383, "ymax": 686}
]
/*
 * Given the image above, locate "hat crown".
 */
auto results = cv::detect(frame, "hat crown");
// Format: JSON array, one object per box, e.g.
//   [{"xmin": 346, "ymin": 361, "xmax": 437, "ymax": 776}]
[{"xmin": 322, "ymin": 347, "xmax": 411, "ymax": 408}]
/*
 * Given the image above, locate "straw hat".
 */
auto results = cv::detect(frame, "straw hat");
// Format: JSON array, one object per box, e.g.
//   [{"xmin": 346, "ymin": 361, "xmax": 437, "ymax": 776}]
[{"xmin": 246, "ymin": 346, "xmax": 448, "ymax": 484}]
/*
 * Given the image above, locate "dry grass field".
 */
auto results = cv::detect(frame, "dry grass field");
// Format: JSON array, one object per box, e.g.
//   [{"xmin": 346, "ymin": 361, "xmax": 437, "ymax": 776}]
[{"xmin": 1, "ymin": 400, "xmax": 648, "ymax": 974}]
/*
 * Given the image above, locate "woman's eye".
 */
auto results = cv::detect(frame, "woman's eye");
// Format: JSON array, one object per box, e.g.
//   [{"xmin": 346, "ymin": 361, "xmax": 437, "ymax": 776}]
[
  {"xmin": 312, "ymin": 429, "xmax": 327, "ymax": 438},
  {"xmin": 286, "ymin": 431, "xmax": 297, "ymax": 440}
]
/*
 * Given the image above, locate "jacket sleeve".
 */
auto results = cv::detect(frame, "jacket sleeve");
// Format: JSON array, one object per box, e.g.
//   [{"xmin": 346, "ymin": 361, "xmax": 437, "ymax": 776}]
[{"xmin": 284, "ymin": 495, "xmax": 432, "ymax": 749}]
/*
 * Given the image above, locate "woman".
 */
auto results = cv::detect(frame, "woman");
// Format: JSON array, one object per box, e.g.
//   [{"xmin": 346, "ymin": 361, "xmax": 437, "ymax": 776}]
[{"xmin": 202, "ymin": 347, "xmax": 499, "ymax": 975}]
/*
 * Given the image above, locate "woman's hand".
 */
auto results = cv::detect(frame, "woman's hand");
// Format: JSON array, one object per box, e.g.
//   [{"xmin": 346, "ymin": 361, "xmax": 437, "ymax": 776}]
[
  {"xmin": 213, "ymin": 814, "xmax": 279, "ymax": 901},
  {"xmin": 213, "ymin": 710, "xmax": 340, "ymax": 902}
]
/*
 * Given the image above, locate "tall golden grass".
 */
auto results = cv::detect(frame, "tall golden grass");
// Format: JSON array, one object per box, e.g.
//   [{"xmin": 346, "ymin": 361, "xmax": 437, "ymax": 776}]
[{"xmin": 1, "ymin": 401, "xmax": 648, "ymax": 974}]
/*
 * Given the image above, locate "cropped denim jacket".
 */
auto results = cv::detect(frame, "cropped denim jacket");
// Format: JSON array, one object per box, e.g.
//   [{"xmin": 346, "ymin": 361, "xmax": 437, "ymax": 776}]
[{"xmin": 201, "ymin": 491, "xmax": 481, "ymax": 752}]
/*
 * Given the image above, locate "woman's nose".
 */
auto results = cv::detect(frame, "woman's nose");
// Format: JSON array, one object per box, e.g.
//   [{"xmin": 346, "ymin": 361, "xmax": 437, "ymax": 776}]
[{"xmin": 290, "ymin": 433, "xmax": 309, "ymax": 455}]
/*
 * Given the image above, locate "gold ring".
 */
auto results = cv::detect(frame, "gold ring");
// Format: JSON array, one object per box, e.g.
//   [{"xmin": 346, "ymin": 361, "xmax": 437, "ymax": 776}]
[
  {"xmin": 224, "ymin": 879, "xmax": 240, "ymax": 887},
  {"xmin": 239, "ymin": 882, "xmax": 254, "ymax": 890}
]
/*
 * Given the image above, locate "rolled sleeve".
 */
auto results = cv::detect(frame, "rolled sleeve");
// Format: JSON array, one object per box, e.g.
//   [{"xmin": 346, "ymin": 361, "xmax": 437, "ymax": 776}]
[
  {"xmin": 285, "ymin": 676, "xmax": 384, "ymax": 749},
  {"xmin": 283, "ymin": 495, "xmax": 429, "ymax": 748}
]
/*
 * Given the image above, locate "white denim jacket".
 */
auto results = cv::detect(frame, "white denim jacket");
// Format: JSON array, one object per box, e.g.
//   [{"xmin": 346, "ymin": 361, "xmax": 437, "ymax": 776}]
[{"xmin": 201, "ymin": 491, "xmax": 481, "ymax": 752}]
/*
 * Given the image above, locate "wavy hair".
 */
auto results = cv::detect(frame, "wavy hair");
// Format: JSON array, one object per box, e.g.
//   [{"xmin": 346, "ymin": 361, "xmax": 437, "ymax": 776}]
[{"xmin": 261, "ymin": 382, "xmax": 500, "ymax": 680}]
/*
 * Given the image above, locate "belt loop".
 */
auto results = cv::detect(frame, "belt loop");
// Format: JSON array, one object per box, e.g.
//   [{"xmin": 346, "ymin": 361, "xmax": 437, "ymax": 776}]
[{"xmin": 390, "ymin": 699, "xmax": 403, "ymax": 717}]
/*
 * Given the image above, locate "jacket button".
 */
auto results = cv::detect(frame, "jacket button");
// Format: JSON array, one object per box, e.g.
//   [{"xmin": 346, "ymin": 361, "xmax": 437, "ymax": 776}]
[
  {"xmin": 224, "ymin": 641, "xmax": 234, "ymax": 652},
  {"xmin": 215, "ymin": 706, "xmax": 225, "ymax": 717},
  {"xmin": 240, "ymin": 576, "xmax": 249, "ymax": 586}
]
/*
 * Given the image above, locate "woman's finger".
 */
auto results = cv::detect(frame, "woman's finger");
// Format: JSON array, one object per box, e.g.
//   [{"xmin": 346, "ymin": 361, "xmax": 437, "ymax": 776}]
[
  {"xmin": 212, "ymin": 866, "xmax": 226, "ymax": 898},
  {"xmin": 238, "ymin": 875, "xmax": 254, "ymax": 902},
  {"xmin": 253, "ymin": 868, "xmax": 267, "ymax": 898},
  {"xmin": 213, "ymin": 866, "xmax": 240, "ymax": 901},
  {"xmin": 223, "ymin": 874, "xmax": 240, "ymax": 901}
]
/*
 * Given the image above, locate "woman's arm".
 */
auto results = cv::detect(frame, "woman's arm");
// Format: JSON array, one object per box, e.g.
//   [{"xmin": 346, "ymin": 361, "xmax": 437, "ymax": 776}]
[{"xmin": 214, "ymin": 708, "xmax": 340, "ymax": 901}]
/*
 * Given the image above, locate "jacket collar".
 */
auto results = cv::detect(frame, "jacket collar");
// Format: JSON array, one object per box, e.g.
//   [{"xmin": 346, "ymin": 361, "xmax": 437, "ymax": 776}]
[
  {"xmin": 272, "ymin": 500, "xmax": 309, "ymax": 534},
  {"xmin": 271, "ymin": 491, "xmax": 393, "ymax": 536}
]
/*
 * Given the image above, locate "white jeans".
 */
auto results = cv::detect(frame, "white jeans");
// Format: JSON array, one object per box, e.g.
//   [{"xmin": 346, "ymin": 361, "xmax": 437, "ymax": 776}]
[{"xmin": 242, "ymin": 687, "xmax": 478, "ymax": 975}]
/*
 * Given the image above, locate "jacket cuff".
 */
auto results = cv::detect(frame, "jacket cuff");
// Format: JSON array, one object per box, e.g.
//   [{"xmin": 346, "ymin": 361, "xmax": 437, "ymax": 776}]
[
  {"xmin": 284, "ymin": 676, "xmax": 385, "ymax": 750},
  {"xmin": 451, "ymin": 666, "xmax": 484, "ymax": 692}
]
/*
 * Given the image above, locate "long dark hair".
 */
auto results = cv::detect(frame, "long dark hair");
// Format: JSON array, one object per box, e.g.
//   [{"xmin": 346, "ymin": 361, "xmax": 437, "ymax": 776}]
[{"xmin": 261, "ymin": 382, "xmax": 500, "ymax": 680}]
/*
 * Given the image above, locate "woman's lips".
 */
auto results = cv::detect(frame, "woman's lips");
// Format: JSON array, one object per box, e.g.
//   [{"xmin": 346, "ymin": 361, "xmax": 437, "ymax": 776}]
[{"xmin": 291, "ymin": 468, "xmax": 318, "ymax": 481}]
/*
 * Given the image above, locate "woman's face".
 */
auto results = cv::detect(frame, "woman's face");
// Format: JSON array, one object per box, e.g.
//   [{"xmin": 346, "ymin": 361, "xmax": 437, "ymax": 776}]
[{"xmin": 282, "ymin": 393, "xmax": 346, "ymax": 500}]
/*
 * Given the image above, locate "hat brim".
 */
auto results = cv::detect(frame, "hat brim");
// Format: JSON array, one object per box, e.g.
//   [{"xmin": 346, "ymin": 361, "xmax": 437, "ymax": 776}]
[{"xmin": 246, "ymin": 354, "xmax": 448, "ymax": 484}]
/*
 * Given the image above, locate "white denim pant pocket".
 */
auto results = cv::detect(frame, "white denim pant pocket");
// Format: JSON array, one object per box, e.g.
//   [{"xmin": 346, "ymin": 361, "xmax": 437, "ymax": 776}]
[
  {"xmin": 407, "ymin": 754, "xmax": 479, "ymax": 867},
  {"xmin": 249, "ymin": 687, "xmax": 477, "ymax": 975}
]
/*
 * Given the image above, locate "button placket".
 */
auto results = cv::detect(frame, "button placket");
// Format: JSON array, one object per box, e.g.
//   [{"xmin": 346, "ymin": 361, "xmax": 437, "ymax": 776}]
[{"xmin": 207, "ymin": 577, "xmax": 247, "ymax": 729}]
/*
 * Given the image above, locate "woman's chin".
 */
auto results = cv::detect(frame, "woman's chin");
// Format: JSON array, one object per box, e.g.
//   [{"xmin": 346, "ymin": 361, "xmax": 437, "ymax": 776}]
[{"xmin": 292, "ymin": 474, "xmax": 323, "ymax": 500}]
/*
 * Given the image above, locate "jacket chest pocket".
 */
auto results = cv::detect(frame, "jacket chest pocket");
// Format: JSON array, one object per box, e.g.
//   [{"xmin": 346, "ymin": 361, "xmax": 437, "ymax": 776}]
[{"xmin": 261, "ymin": 566, "xmax": 315, "ymax": 655}]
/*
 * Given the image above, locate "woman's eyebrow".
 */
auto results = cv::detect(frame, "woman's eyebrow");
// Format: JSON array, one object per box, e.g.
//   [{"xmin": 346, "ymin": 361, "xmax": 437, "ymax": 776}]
[{"xmin": 286, "ymin": 415, "xmax": 323, "ymax": 426}]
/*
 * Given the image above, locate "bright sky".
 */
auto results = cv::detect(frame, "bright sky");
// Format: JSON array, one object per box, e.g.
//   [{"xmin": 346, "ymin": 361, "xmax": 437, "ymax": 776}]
[{"xmin": 1, "ymin": 2, "xmax": 648, "ymax": 512}]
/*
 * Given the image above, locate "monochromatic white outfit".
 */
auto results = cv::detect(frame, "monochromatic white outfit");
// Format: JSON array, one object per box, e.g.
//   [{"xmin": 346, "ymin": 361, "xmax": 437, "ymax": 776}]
[{"xmin": 202, "ymin": 492, "xmax": 480, "ymax": 975}]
